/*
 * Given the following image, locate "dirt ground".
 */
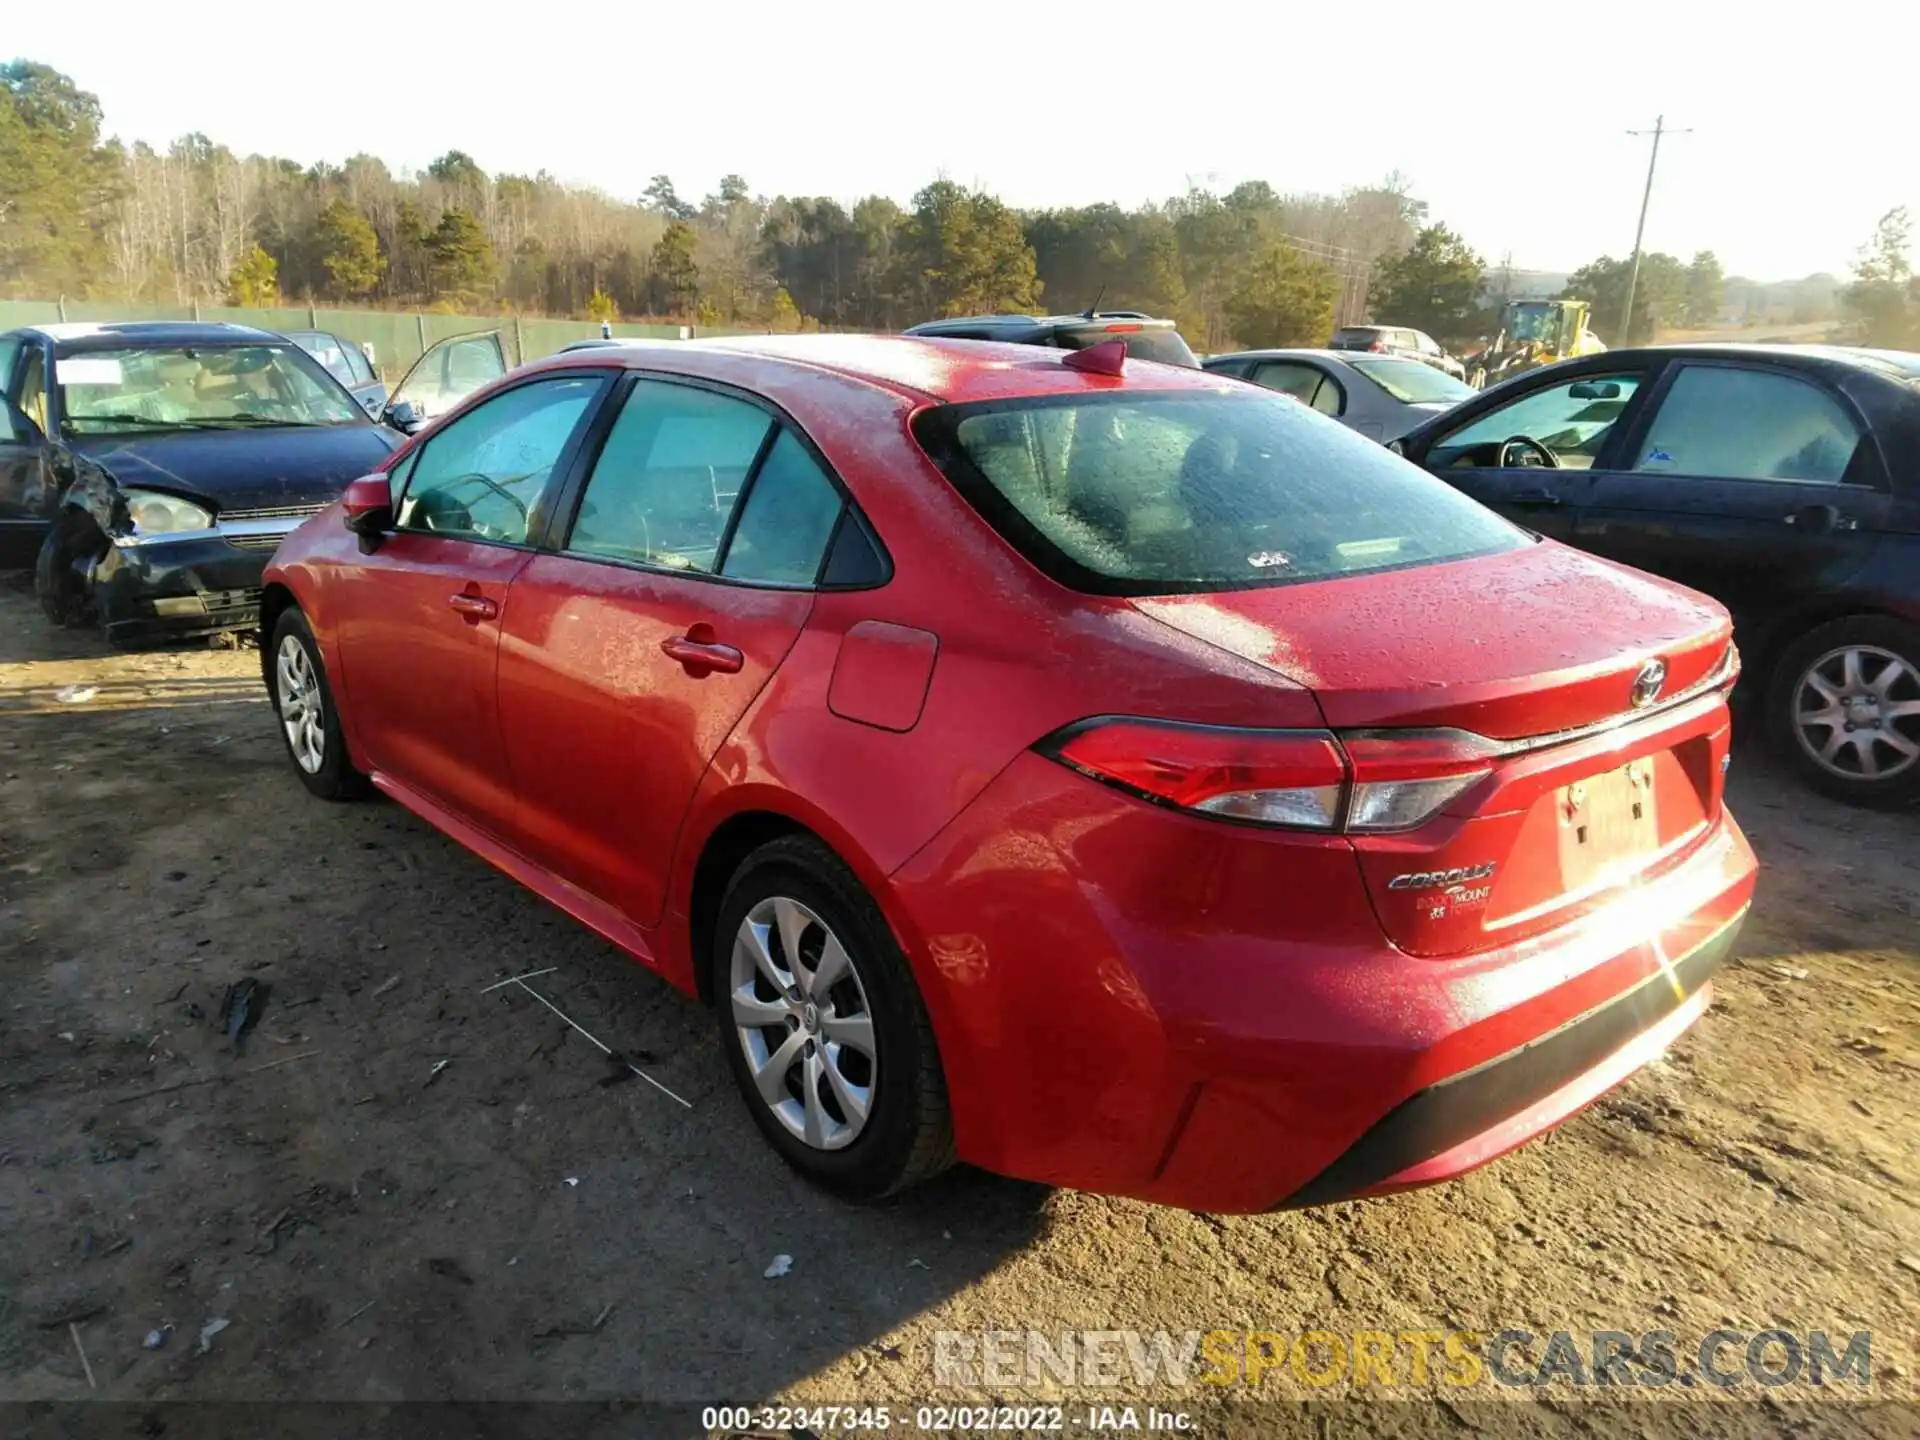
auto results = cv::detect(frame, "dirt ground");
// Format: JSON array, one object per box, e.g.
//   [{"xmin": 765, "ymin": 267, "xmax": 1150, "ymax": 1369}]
[{"xmin": 0, "ymin": 569, "xmax": 1915, "ymax": 1438}]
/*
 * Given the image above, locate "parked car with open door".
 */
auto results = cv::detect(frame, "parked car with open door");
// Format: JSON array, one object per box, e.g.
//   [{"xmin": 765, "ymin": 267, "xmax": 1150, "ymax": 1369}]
[
  {"xmin": 1394, "ymin": 344, "xmax": 1920, "ymax": 807},
  {"xmin": 380, "ymin": 330, "xmax": 508, "ymax": 433}
]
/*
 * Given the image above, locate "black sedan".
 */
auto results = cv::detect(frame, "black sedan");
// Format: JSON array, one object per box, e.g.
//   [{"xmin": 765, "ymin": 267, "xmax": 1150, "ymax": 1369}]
[
  {"xmin": 0, "ymin": 322, "xmax": 400, "ymax": 646},
  {"xmin": 1394, "ymin": 344, "xmax": 1920, "ymax": 807}
]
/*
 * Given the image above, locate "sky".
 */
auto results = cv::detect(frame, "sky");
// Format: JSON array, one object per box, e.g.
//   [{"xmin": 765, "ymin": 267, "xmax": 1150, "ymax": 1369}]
[{"xmin": 16, "ymin": 0, "xmax": 1918, "ymax": 282}]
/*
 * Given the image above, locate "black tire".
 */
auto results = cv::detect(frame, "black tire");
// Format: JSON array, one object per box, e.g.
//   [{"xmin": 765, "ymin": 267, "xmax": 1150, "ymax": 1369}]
[
  {"xmin": 267, "ymin": 607, "xmax": 369, "ymax": 801},
  {"xmin": 1767, "ymin": 614, "xmax": 1920, "ymax": 809},
  {"xmin": 711, "ymin": 835, "xmax": 953, "ymax": 1201},
  {"xmin": 34, "ymin": 520, "xmax": 95, "ymax": 628}
]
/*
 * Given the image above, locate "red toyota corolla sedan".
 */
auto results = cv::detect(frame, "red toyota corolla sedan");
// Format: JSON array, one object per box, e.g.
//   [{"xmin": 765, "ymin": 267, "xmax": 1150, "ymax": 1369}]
[{"xmin": 260, "ymin": 334, "xmax": 1757, "ymax": 1212}]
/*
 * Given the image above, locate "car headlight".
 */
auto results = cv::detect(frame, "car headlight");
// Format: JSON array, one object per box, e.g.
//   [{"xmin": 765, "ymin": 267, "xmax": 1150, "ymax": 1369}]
[{"xmin": 119, "ymin": 489, "xmax": 213, "ymax": 541}]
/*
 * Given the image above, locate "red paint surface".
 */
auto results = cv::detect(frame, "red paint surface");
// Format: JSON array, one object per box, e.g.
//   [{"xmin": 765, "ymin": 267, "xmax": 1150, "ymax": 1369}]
[
  {"xmin": 827, "ymin": 621, "xmax": 939, "ymax": 732},
  {"xmin": 266, "ymin": 337, "xmax": 1761, "ymax": 1211}
]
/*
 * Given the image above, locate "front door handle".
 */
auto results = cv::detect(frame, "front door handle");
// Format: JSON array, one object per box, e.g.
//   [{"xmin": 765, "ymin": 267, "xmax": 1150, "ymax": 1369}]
[
  {"xmin": 661, "ymin": 632, "xmax": 744, "ymax": 676},
  {"xmin": 1509, "ymin": 489, "xmax": 1563, "ymax": 507},
  {"xmin": 447, "ymin": 592, "xmax": 499, "ymax": 620}
]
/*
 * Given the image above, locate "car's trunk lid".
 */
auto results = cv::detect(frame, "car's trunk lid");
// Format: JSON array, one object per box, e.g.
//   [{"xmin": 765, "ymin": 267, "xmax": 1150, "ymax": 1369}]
[
  {"xmin": 1131, "ymin": 541, "xmax": 1730, "ymax": 741},
  {"xmin": 1134, "ymin": 543, "xmax": 1736, "ymax": 955}
]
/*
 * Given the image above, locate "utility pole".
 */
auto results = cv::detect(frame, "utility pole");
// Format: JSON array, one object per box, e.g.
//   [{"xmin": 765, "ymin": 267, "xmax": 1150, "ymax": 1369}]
[{"xmin": 1619, "ymin": 116, "xmax": 1692, "ymax": 345}]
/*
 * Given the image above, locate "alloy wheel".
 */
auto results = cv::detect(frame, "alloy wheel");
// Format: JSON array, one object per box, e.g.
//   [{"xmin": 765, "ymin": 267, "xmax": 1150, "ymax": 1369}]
[
  {"xmin": 1792, "ymin": 643, "xmax": 1920, "ymax": 781},
  {"xmin": 276, "ymin": 634, "xmax": 327, "ymax": 775},
  {"xmin": 728, "ymin": 895, "xmax": 877, "ymax": 1151}
]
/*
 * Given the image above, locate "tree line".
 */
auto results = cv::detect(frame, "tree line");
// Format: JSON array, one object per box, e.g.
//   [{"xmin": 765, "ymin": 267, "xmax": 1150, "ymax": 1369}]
[{"xmin": 3, "ymin": 60, "xmax": 1914, "ymax": 353}]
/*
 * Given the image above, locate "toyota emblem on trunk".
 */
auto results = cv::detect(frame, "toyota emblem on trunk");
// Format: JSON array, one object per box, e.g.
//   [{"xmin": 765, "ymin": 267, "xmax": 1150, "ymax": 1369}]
[{"xmin": 1630, "ymin": 659, "xmax": 1668, "ymax": 708}]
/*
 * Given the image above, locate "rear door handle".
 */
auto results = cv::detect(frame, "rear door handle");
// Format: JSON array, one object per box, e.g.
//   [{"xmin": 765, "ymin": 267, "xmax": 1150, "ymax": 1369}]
[
  {"xmin": 1509, "ymin": 489, "xmax": 1563, "ymax": 507},
  {"xmin": 1783, "ymin": 503, "xmax": 1851, "ymax": 533},
  {"xmin": 447, "ymin": 592, "xmax": 499, "ymax": 620},
  {"xmin": 661, "ymin": 633, "xmax": 744, "ymax": 675}
]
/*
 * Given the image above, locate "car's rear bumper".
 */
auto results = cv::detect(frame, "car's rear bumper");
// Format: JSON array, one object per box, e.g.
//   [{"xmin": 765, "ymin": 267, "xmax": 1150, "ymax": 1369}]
[
  {"xmin": 890, "ymin": 751, "xmax": 1759, "ymax": 1212},
  {"xmin": 1278, "ymin": 905, "xmax": 1742, "ymax": 1207},
  {"xmin": 92, "ymin": 521, "xmax": 297, "ymax": 645}
]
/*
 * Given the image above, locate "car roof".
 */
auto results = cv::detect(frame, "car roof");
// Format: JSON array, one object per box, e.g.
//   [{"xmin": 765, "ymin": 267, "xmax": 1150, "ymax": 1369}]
[
  {"xmin": 521, "ymin": 333, "xmax": 1231, "ymax": 406},
  {"xmin": 18, "ymin": 321, "xmax": 286, "ymax": 352},
  {"xmin": 1550, "ymin": 342, "xmax": 1918, "ymax": 380}
]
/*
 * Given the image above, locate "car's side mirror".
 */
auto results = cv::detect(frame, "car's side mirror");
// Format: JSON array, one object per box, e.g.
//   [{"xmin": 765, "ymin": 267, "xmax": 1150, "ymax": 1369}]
[
  {"xmin": 382, "ymin": 399, "xmax": 424, "ymax": 435},
  {"xmin": 342, "ymin": 473, "xmax": 393, "ymax": 552}
]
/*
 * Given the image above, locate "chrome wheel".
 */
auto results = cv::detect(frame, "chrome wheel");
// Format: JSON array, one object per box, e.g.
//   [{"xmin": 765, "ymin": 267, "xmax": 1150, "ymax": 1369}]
[
  {"xmin": 729, "ymin": 896, "xmax": 876, "ymax": 1151},
  {"xmin": 1792, "ymin": 643, "xmax": 1920, "ymax": 781},
  {"xmin": 275, "ymin": 634, "xmax": 326, "ymax": 775}
]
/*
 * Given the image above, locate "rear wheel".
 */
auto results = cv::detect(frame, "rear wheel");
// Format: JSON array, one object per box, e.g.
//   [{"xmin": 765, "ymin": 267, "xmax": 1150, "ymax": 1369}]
[
  {"xmin": 269, "ymin": 608, "xmax": 368, "ymax": 801},
  {"xmin": 1768, "ymin": 615, "xmax": 1920, "ymax": 808},
  {"xmin": 711, "ymin": 836, "xmax": 952, "ymax": 1200}
]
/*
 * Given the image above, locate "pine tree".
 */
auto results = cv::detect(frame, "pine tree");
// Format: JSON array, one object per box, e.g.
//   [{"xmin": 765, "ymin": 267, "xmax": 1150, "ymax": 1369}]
[
  {"xmin": 225, "ymin": 244, "xmax": 279, "ymax": 306},
  {"xmin": 1223, "ymin": 243, "xmax": 1338, "ymax": 348},
  {"xmin": 426, "ymin": 207, "xmax": 494, "ymax": 303},
  {"xmin": 316, "ymin": 199, "xmax": 385, "ymax": 300},
  {"xmin": 649, "ymin": 220, "xmax": 700, "ymax": 316}
]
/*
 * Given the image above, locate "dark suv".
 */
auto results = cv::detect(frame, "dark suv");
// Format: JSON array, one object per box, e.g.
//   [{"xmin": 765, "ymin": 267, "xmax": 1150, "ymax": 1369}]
[{"xmin": 904, "ymin": 312, "xmax": 1199, "ymax": 368}]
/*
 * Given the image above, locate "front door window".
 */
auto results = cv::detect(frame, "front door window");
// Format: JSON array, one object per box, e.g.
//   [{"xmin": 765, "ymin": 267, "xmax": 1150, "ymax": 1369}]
[
  {"xmin": 396, "ymin": 376, "xmax": 601, "ymax": 544},
  {"xmin": 1431, "ymin": 374, "xmax": 1642, "ymax": 470}
]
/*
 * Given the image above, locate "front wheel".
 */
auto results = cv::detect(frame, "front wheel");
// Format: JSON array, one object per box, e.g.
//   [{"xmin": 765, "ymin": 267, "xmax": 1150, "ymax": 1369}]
[
  {"xmin": 269, "ymin": 608, "xmax": 369, "ymax": 801},
  {"xmin": 712, "ymin": 836, "xmax": 953, "ymax": 1201},
  {"xmin": 34, "ymin": 522, "xmax": 96, "ymax": 628},
  {"xmin": 1768, "ymin": 615, "xmax": 1920, "ymax": 808}
]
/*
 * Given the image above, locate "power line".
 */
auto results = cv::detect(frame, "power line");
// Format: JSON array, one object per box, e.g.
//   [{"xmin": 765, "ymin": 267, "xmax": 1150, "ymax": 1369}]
[{"xmin": 1619, "ymin": 116, "xmax": 1692, "ymax": 344}]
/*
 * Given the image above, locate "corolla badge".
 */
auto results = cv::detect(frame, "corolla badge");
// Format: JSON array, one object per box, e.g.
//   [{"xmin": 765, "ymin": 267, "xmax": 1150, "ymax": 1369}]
[
  {"xmin": 1387, "ymin": 862, "xmax": 1497, "ymax": 892},
  {"xmin": 1631, "ymin": 659, "xmax": 1668, "ymax": 709}
]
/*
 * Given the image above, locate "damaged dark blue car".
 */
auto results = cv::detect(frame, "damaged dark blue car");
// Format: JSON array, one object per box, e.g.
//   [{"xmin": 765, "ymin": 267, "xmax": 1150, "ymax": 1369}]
[{"xmin": 0, "ymin": 322, "xmax": 400, "ymax": 646}]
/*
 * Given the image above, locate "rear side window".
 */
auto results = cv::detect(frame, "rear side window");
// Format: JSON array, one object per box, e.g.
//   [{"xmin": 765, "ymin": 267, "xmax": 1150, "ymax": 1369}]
[
  {"xmin": 914, "ymin": 389, "xmax": 1527, "ymax": 594},
  {"xmin": 1250, "ymin": 361, "xmax": 1342, "ymax": 416},
  {"xmin": 723, "ymin": 430, "xmax": 843, "ymax": 585},
  {"xmin": 1631, "ymin": 365, "xmax": 1864, "ymax": 484}
]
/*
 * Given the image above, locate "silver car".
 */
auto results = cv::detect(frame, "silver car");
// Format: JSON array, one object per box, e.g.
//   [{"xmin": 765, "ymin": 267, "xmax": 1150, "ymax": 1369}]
[{"xmin": 1202, "ymin": 349, "xmax": 1477, "ymax": 443}]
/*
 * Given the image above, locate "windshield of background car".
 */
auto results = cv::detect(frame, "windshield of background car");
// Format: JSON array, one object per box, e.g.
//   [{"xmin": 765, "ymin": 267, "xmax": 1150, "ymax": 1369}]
[
  {"xmin": 1349, "ymin": 357, "xmax": 1477, "ymax": 404},
  {"xmin": 1329, "ymin": 328, "xmax": 1383, "ymax": 350},
  {"xmin": 1053, "ymin": 326, "xmax": 1199, "ymax": 369},
  {"xmin": 55, "ymin": 345, "xmax": 363, "ymax": 434},
  {"xmin": 913, "ymin": 389, "xmax": 1528, "ymax": 595}
]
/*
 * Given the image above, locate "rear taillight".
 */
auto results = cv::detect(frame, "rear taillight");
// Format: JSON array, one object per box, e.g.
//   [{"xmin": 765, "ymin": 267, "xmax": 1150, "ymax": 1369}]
[
  {"xmin": 1041, "ymin": 720, "xmax": 1497, "ymax": 833},
  {"xmin": 1339, "ymin": 730, "xmax": 1501, "ymax": 831}
]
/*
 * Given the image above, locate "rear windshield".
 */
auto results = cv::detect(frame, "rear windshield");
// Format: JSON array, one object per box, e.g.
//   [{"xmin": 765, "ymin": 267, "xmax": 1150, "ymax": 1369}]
[
  {"xmin": 913, "ymin": 389, "xmax": 1527, "ymax": 595},
  {"xmin": 1053, "ymin": 325, "xmax": 1199, "ymax": 369},
  {"xmin": 1348, "ymin": 357, "xmax": 1476, "ymax": 404},
  {"xmin": 1329, "ymin": 328, "xmax": 1384, "ymax": 349}
]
